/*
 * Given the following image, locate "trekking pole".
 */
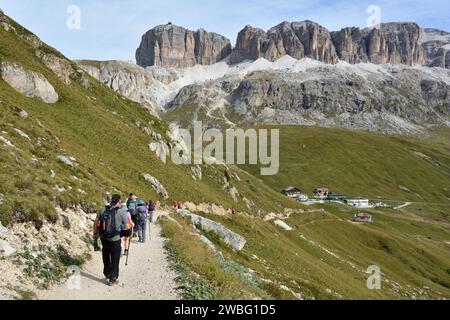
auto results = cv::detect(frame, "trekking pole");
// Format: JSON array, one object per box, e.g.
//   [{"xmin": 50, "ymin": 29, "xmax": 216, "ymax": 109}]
[
  {"xmin": 125, "ymin": 236, "xmax": 131, "ymax": 266},
  {"xmin": 149, "ymin": 216, "xmax": 152, "ymax": 242},
  {"xmin": 147, "ymin": 216, "xmax": 150, "ymax": 242}
]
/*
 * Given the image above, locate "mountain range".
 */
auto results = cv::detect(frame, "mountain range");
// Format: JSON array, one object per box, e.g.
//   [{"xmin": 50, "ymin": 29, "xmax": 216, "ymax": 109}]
[
  {"xmin": 135, "ymin": 21, "xmax": 450, "ymax": 69},
  {"xmin": 77, "ymin": 21, "xmax": 450, "ymax": 135}
]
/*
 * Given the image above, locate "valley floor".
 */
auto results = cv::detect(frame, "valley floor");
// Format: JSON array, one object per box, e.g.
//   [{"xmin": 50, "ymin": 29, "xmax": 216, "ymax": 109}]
[{"xmin": 38, "ymin": 219, "xmax": 180, "ymax": 300}]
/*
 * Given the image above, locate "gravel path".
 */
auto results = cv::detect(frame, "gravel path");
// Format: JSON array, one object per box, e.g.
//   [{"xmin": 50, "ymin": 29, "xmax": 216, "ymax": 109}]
[{"xmin": 38, "ymin": 220, "xmax": 180, "ymax": 300}]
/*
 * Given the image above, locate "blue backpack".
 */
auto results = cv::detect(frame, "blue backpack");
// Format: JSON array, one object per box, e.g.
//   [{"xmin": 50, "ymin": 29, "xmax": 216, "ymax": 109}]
[
  {"xmin": 127, "ymin": 200, "xmax": 137, "ymax": 215},
  {"xmin": 137, "ymin": 205, "xmax": 148, "ymax": 223}
]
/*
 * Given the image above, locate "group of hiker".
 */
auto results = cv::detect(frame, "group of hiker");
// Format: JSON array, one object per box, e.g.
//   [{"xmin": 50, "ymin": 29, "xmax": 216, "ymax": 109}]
[{"xmin": 93, "ymin": 193, "xmax": 156, "ymax": 286}]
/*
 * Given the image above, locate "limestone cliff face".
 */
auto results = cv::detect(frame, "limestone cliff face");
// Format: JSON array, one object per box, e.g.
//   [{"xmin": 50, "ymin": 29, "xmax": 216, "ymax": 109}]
[
  {"xmin": 332, "ymin": 23, "xmax": 426, "ymax": 65},
  {"xmin": 231, "ymin": 21, "xmax": 425, "ymax": 67},
  {"xmin": 136, "ymin": 21, "xmax": 448, "ymax": 70},
  {"xmin": 136, "ymin": 24, "xmax": 232, "ymax": 68},
  {"xmin": 231, "ymin": 21, "xmax": 338, "ymax": 64},
  {"xmin": 167, "ymin": 62, "xmax": 450, "ymax": 135},
  {"xmin": 364, "ymin": 23, "xmax": 424, "ymax": 65},
  {"xmin": 331, "ymin": 27, "xmax": 368, "ymax": 64},
  {"xmin": 421, "ymin": 28, "xmax": 450, "ymax": 69}
]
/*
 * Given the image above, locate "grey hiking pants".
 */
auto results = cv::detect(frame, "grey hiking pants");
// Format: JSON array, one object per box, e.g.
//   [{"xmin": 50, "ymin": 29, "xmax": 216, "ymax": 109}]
[
  {"xmin": 149, "ymin": 211, "xmax": 155, "ymax": 223},
  {"xmin": 137, "ymin": 218, "xmax": 147, "ymax": 241}
]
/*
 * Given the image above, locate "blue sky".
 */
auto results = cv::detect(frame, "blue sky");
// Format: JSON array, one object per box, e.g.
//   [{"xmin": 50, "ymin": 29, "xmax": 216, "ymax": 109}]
[{"xmin": 0, "ymin": 0, "xmax": 449, "ymax": 61}]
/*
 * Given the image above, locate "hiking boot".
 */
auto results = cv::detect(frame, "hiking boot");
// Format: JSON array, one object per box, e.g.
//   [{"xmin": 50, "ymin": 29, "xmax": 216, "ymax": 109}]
[{"xmin": 108, "ymin": 279, "xmax": 118, "ymax": 287}]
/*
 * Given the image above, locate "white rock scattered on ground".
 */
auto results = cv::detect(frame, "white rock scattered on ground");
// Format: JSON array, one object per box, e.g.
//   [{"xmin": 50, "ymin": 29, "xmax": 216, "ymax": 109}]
[
  {"xmin": 54, "ymin": 186, "xmax": 66, "ymax": 193},
  {"xmin": 141, "ymin": 173, "xmax": 169, "ymax": 199},
  {"xmin": 183, "ymin": 202, "xmax": 230, "ymax": 217},
  {"xmin": 0, "ymin": 239, "xmax": 15, "ymax": 257},
  {"xmin": 0, "ymin": 135, "xmax": 15, "ymax": 148},
  {"xmin": 14, "ymin": 128, "xmax": 31, "ymax": 141},
  {"xmin": 274, "ymin": 220, "xmax": 293, "ymax": 231},
  {"xmin": 1, "ymin": 62, "xmax": 58, "ymax": 103},
  {"xmin": 228, "ymin": 187, "xmax": 239, "ymax": 202},
  {"xmin": 57, "ymin": 155, "xmax": 78, "ymax": 167},
  {"xmin": 191, "ymin": 165, "xmax": 202, "ymax": 180},
  {"xmin": 149, "ymin": 141, "xmax": 170, "ymax": 164},
  {"xmin": 19, "ymin": 110, "xmax": 28, "ymax": 118},
  {"xmin": 178, "ymin": 209, "xmax": 247, "ymax": 251},
  {"xmin": 0, "ymin": 221, "xmax": 7, "ymax": 238}
]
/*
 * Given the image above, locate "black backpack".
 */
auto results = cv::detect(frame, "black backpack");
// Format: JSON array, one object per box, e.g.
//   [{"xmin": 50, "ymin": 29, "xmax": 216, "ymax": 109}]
[{"xmin": 98, "ymin": 206, "xmax": 120, "ymax": 239}]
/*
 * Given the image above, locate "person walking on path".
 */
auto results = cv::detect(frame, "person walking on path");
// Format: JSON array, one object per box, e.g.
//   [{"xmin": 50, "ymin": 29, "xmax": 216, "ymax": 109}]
[
  {"xmin": 127, "ymin": 193, "xmax": 138, "ymax": 237},
  {"xmin": 148, "ymin": 200, "xmax": 156, "ymax": 224},
  {"xmin": 136, "ymin": 200, "xmax": 148, "ymax": 243},
  {"xmin": 93, "ymin": 194, "xmax": 131, "ymax": 286},
  {"xmin": 122, "ymin": 204, "xmax": 134, "ymax": 256}
]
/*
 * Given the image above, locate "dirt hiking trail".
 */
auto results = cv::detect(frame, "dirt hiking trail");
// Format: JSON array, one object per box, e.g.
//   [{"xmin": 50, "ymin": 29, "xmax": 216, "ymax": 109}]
[{"xmin": 39, "ymin": 217, "xmax": 180, "ymax": 300}]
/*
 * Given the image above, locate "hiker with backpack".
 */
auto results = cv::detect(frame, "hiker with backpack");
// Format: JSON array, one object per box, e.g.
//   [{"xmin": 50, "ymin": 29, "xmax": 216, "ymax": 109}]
[
  {"xmin": 136, "ymin": 200, "xmax": 148, "ymax": 243},
  {"xmin": 93, "ymin": 194, "xmax": 131, "ymax": 286},
  {"xmin": 121, "ymin": 203, "xmax": 134, "ymax": 256},
  {"xmin": 127, "ymin": 193, "xmax": 138, "ymax": 237},
  {"xmin": 148, "ymin": 200, "xmax": 156, "ymax": 224}
]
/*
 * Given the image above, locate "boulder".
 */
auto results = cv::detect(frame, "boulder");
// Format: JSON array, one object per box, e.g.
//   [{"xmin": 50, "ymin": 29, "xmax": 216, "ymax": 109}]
[
  {"xmin": 0, "ymin": 135, "xmax": 15, "ymax": 148},
  {"xmin": 149, "ymin": 141, "xmax": 170, "ymax": 163},
  {"xmin": 0, "ymin": 240, "xmax": 15, "ymax": 257},
  {"xmin": 178, "ymin": 209, "xmax": 246, "ymax": 251},
  {"xmin": 19, "ymin": 110, "xmax": 28, "ymax": 118},
  {"xmin": 14, "ymin": 128, "xmax": 31, "ymax": 141},
  {"xmin": 1, "ymin": 62, "xmax": 58, "ymax": 103},
  {"xmin": 228, "ymin": 187, "xmax": 239, "ymax": 202},
  {"xmin": 141, "ymin": 173, "xmax": 169, "ymax": 199},
  {"xmin": 274, "ymin": 220, "xmax": 293, "ymax": 231},
  {"xmin": 0, "ymin": 221, "xmax": 7, "ymax": 238},
  {"xmin": 57, "ymin": 155, "xmax": 78, "ymax": 167},
  {"xmin": 136, "ymin": 23, "xmax": 232, "ymax": 68}
]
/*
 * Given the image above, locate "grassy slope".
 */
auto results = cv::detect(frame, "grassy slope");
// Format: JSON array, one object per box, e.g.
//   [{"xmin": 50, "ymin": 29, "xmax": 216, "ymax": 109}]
[
  {"xmin": 240, "ymin": 126, "xmax": 450, "ymax": 204},
  {"xmin": 0, "ymin": 16, "xmax": 299, "ymax": 226},
  {"xmin": 163, "ymin": 203, "xmax": 450, "ymax": 300}
]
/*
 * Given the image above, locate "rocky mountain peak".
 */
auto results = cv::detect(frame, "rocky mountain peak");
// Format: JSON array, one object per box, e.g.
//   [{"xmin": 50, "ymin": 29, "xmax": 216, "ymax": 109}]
[
  {"xmin": 421, "ymin": 27, "xmax": 450, "ymax": 68},
  {"xmin": 330, "ymin": 22, "xmax": 425, "ymax": 65},
  {"xmin": 231, "ymin": 20, "xmax": 338, "ymax": 64},
  {"xmin": 135, "ymin": 23, "xmax": 232, "ymax": 68}
]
